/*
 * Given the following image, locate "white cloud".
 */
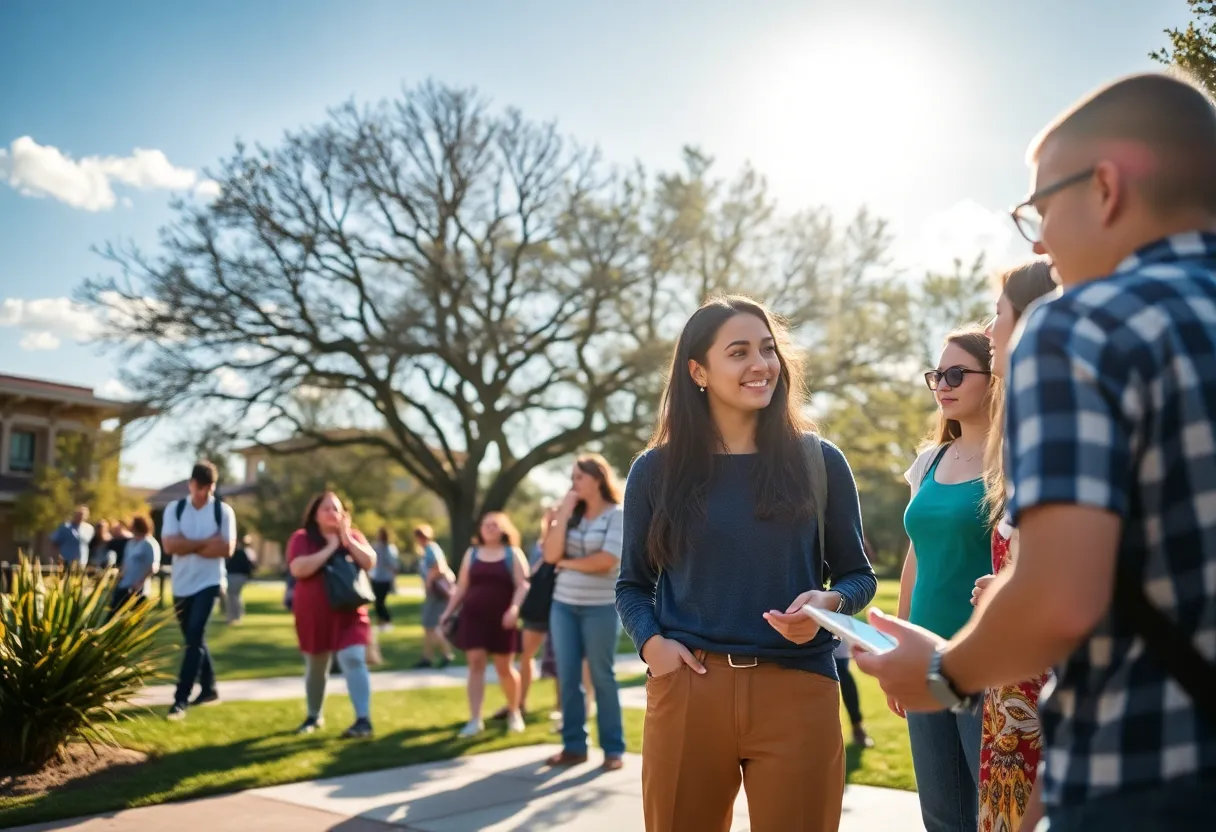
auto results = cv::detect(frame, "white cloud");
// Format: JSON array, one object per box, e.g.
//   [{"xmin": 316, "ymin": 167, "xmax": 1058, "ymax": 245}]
[
  {"xmin": 0, "ymin": 136, "xmax": 203, "ymax": 211},
  {"xmin": 896, "ymin": 198, "xmax": 1026, "ymax": 275},
  {"xmin": 98, "ymin": 378, "xmax": 133, "ymax": 400},
  {"xmin": 0, "ymin": 296, "xmax": 102, "ymax": 350},
  {"xmin": 18, "ymin": 331, "xmax": 61, "ymax": 351},
  {"xmin": 193, "ymin": 179, "xmax": 222, "ymax": 201}
]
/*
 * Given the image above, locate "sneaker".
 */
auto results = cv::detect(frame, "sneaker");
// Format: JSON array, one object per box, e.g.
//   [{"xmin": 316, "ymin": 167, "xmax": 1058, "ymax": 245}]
[
  {"xmin": 166, "ymin": 702, "xmax": 187, "ymax": 721},
  {"xmin": 341, "ymin": 718, "xmax": 373, "ymax": 739},
  {"xmin": 851, "ymin": 723, "xmax": 875, "ymax": 748},
  {"xmin": 296, "ymin": 715, "xmax": 324, "ymax": 734},
  {"xmin": 491, "ymin": 703, "xmax": 527, "ymax": 721},
  {"xmin": 506, "ymin": 711, "xmax": 526, "ymax": 733},
  {"xmin": 190, "ymin": 690, "xmax": 220, "ymax": 707},
  {"xmin": 457, "ymin": 718, "xmax": 484, "ymax": 738},
  {"xmin": 412, "ymin": 658, "xmax": 434, "ymax": 669}
]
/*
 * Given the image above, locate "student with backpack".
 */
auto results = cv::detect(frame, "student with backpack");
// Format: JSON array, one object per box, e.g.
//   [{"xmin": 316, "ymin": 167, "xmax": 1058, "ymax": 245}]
[
  {"xmin": 439, "ymin": 512, "xmax": 531, "ymax": 738},
  {"xmin": 616, "ymin": 295, "xmax": 877, "ymax": 832},
  {"xmin": 160, "ymin": 461, "xmax": 237, "ymax": 721}
]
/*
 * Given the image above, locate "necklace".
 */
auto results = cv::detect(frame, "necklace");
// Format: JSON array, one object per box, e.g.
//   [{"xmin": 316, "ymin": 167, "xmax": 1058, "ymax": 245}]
[{"xmin": 953, "ymin": 443, "xmax": 983, "ymax": 463}]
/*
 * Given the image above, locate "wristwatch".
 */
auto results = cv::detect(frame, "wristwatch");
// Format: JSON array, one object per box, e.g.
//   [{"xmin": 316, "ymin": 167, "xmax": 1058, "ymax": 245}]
[{"xmin": 927, "ymin": 646, "xmax": 978, "ymax": 713}]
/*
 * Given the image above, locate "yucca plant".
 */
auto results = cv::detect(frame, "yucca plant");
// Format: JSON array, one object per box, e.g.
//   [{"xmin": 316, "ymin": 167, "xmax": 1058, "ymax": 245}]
[{"xmin": 0, "ymin": 554, "xmax": 171, "ymax": 770}]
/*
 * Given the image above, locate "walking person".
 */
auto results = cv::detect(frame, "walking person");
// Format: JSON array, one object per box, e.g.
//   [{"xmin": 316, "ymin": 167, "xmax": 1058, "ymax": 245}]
[
  {"xmin": 288, "ymin": 491, "xmax": 377, "ymax": 738},
  {"xmin": 892, "ymin": 326, "xmax": 996, "ymax": 831},
  {"xmin": 440, "ymin": 512, "xmax": 530, "ymax": 738},
  {"xmin": 88, "ymin": 518, "xmax": 112, "ymax": 569},
  {"xmin": 971, "ymin": 260, "xmax": 1059, "ymax": 831},
  {"xmin": 414, "ymin": 524, "xmax": 455, "ymax": 668},
  {"xmin": 50, "ymin": 505, "xmax": 93, "ymax": 570},
  {"xmin": 225, "ymin": 535, "xmax": 256, "ymax": 625},
  {"xmin": 161, "ymin": 461, "xmax": 237, "ymax": 721},
  {"xmin": 370, "ymin": 528, "xmax": 399, "ymax": 632},
  {"xmin": 544, "ymin": 454, "xmax": 627, "ymax": 771},
  {"xmin": 856, "ymin": 72, "xmax": 1216, "ymax": 832},
  {"xmin": 109, "ymin": 514, "xmax": 160, "ymax": 617},
  {"xmin": 617, "ymin": 295, "xmax": 878, "ymax": 832}
]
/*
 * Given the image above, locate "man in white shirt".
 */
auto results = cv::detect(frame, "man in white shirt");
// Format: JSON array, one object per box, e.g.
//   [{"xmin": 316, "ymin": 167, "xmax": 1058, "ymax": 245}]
[{"xmin": 161, "ymin": 460, "xmax": 237, "ymax": 720}]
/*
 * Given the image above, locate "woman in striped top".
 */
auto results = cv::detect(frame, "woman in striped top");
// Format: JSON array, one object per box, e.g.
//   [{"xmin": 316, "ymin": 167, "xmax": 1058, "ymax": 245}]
[{"xmin": 542, "ymin": 453, "xmax": 627, "ymax": 771}]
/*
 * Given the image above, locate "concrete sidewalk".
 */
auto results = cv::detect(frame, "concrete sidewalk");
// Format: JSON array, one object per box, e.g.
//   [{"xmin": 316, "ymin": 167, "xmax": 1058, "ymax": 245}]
[
  {"xmin": 11, "ymin": 745, "xmax": 922, "ymax": 831},
  {"xmin": 134, "ymin": 654, "xmax": 649, "ymax": 708}
]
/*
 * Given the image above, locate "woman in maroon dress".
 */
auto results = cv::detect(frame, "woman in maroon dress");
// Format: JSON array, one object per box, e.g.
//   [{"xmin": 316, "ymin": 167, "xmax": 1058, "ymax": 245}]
[
  {"xmin": 288, "ymin": 491, "xmax": 377, "ymax": 738},
  {"xmin": 440, "ymin": 511, "xmax": 531, "ymax": 738}
]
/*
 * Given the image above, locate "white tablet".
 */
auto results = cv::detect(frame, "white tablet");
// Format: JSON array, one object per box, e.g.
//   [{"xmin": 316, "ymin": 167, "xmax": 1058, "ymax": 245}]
[{"xmin": 802, "ymin": 605, "xmax": 898, "ymax": 655}]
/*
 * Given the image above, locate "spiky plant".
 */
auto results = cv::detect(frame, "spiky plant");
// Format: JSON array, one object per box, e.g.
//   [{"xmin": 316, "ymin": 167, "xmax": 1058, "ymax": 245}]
[{"xmin": 0, "ymin": 555, "xmax": 170, "ymax": 770}]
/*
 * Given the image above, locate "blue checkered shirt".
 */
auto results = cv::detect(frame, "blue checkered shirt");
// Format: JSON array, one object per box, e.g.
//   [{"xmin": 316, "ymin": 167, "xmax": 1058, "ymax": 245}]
[{"xmin": 1006, "ymin": 231, "xmax": 1216, "ymax": 806}]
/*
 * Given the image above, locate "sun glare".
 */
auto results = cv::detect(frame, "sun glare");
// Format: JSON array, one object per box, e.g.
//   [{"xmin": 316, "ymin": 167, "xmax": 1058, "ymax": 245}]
[{"xmin": 735, "ymin": 28, "xmax": 960, "ymax": 209}]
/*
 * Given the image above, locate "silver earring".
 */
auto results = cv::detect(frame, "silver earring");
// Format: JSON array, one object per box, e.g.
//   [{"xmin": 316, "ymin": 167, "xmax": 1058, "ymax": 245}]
[{"xmin": 699, "ymin": 386, "xmax": 705, "ymax": 393}]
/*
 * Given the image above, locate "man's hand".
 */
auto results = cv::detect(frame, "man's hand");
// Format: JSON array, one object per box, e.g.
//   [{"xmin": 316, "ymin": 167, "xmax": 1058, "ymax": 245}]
[
  {"xmin": 852, "ymin": 609, "xmax": 947, "ymax": 713},
  {"xmin": 198, "ymin": 536, "xmax": 231, "ymax": 559},
  {"xmin": 762, "ymin": 589, "xmax": 839, "ymax": 645},
  {"xmin": 642, "ymin": 635, "xmax": 706, "ymax": 677}
]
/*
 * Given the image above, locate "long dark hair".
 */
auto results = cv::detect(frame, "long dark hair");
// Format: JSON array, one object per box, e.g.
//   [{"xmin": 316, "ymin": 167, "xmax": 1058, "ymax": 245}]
[
  {"xmin": 302, "ymin": 490, "xmax": 344, "ymax": 548},
  {"xmin": 569, "ymin": 453, "xmax": 624, "ymax": 528},
  {"xmin": 925, "ymin": 327, "xmax": 994, "ymax": 447},
  {"xmin": 645, "ymin": 295, "xmax": 814, "ymax": 570}
]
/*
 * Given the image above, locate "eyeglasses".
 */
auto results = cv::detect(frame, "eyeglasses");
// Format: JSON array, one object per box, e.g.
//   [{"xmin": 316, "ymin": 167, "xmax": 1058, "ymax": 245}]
[
  {"xmin": 924, "ymin": 366, "xmax": 991, "ymax": 391},
  {"xmin": 1010, "ymin": 167, "xmax": 1096, "ymax": 244}
]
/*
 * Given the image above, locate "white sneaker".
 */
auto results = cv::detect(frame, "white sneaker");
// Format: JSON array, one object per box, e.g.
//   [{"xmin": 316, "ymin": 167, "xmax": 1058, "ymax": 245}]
[
  {"xmin": 507, "ymin": 711, "xmax": 526, "ymax": 733},
  {"xmin": 458, "ymin": 719, "xmax": 484, "ymax": 738}
]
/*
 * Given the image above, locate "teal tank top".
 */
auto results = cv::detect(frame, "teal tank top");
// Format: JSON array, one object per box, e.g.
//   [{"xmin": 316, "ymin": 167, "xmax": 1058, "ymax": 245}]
[{"xmin": 903, "ymin": 451, "xmax": 992, "ymax": 639}]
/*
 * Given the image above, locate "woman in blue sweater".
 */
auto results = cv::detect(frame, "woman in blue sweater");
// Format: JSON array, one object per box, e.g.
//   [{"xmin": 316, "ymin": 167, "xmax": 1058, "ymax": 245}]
[{"xmin": 616, "ymin": 295, "xmax": 877, "ymax": 832}]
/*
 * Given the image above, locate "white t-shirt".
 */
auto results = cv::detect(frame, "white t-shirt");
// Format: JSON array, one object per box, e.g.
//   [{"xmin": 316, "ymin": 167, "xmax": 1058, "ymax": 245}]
[{"xmin": 161, "ymin": 496, "xmax": 237, "ymax": 597}]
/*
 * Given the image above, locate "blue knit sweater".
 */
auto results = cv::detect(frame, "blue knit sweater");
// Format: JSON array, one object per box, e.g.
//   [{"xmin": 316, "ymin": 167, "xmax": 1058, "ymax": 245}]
[{"xmin": 615, "ymin": 439, "xmax": 878, "ymax": 679}]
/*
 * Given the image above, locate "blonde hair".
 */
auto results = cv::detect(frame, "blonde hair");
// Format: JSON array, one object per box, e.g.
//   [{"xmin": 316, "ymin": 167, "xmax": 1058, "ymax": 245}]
[{"xmin": 982, "ymin": 261, "xmax": 1059, "ymax": 526}]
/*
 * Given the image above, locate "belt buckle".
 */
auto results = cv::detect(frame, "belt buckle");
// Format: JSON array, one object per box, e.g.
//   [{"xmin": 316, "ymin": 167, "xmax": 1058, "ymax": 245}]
[{"xmin": 727, "ymin": 654, "xmax": 758, "ymax": 668}]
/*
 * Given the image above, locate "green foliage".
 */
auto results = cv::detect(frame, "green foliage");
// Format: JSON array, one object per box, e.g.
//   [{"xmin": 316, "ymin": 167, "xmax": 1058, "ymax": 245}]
[
  {"xmin": 11, "ymin": 432, "xmax": 148, "ymax": 536},
  {"xmin": 0, "ymin": 556, "xmax": 171, "ymax": 770},
  {"xmin": 1152, "ymin": 1, "xmax": 1216, "ymax": 97}
]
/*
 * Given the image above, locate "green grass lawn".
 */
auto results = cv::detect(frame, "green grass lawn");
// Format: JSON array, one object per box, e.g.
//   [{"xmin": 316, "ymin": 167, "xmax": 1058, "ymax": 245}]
[{"xmin": 0, "ymin": 579, "xmax": 913, "ymax": 827}]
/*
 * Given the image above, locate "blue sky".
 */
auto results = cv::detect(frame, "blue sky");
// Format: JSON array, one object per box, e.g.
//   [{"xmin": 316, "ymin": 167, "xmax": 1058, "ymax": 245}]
[{"xmin": 0, "ymin": 0, "xmax": 1191, "ymax": 486}]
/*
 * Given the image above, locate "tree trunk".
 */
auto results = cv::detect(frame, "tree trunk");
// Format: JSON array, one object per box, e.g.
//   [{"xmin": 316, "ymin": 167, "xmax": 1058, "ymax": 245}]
[{"xmin": 445, "ymin": 492, "xmax": 478, "ymax": 569}]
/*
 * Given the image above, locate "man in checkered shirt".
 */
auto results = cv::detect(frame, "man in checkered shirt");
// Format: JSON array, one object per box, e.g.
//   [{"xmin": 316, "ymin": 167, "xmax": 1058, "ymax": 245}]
[{"xmin": 855, "ymin": 72, "xmax": 1216, "ymax": 830}]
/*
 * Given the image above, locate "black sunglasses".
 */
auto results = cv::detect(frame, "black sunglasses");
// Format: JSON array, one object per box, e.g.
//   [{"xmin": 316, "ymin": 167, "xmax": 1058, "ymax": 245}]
[{"xmin": 924, "ymin": 366, "xmax": 991, "ymax": 391}]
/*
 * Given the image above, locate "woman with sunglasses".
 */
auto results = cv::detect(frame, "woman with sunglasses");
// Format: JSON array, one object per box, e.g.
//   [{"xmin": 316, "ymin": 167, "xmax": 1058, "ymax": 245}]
[{"xmin": 895, "ymin": 326, "xmax": 996, "ymax": 832}]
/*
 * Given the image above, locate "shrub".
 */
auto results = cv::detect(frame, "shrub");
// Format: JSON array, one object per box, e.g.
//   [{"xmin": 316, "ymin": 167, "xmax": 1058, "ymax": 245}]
[{"xmin": 0, "ymin": 556, "xmax": 170, "ymax": 770}]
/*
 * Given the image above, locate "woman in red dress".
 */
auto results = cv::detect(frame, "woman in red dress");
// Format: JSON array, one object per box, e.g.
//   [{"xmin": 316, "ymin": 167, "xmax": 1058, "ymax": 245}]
[
  {"xmin": 287, "ymin": 491, "xmax": 377, "ymax": 738},
  {"xmin": 974, "ymin": 260, "xmax": 1058, "ymax": 831},
  {"xmin": 440, "ymin": 511, "xmax": 531, "ymax": 738}
]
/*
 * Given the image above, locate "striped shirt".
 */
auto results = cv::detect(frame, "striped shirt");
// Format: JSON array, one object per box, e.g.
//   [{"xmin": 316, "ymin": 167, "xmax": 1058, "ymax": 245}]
[{"xmin": 553, "ymin": 505, "xmax": 624, "ymax": 606}]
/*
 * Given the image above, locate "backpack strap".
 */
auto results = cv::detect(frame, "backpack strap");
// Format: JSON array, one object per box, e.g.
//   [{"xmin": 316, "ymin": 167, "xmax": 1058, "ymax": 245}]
[
  {"xmin": 174, "ymin": 498, "xmax": 187, "ymax": 522},
  {"xmin": 801, "ymin": 433, "xmax": 829, "ymax": 560},
  {"xmin": 213, "ymin": 495, "xmax": 224, "ymax": 531}
]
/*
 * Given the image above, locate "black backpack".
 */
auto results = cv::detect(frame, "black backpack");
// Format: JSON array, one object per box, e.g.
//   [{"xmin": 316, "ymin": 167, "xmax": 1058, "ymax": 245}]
[{"xmin": 174, "ymin": 495, "xmax": 224, "ymax": 531}]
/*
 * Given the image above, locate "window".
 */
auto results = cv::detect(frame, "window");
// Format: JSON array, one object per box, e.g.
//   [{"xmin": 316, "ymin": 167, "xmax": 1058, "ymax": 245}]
[{"xmin": 9, "ymin": 430, "xmax": 36, "ymax": 473}]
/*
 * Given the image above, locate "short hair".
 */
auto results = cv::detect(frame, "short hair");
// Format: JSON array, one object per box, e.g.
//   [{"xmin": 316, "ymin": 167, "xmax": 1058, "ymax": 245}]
[
  {"xmin": 130, "ymin": 515, "xmax": 150, "ymax": 536},
  {"xmin": 1029, "ymin": 72, "xmax": 1216, "ymax": 213},
  {"xmin": 190, "ymin": 460, "xmax": 218, "ymax": 487}
]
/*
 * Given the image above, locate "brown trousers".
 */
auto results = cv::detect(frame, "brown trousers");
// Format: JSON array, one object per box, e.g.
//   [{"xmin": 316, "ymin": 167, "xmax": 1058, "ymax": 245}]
[{"xmin": 641, "ymin": 652, "xmax": 844, "ymax": 832}]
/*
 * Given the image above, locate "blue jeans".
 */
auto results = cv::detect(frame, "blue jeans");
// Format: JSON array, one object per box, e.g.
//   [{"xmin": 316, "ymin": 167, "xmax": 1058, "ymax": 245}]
[
  {"xmin": 173, "ymin": 584, "xmax": 220, "ymax": 706},
  {"xmin": 1041, "ymin": 776, "xmax": 1214, "ymax": 831},
  {"xmin": 549, "ymin": 600, "xmax": 625, "ymax": 756},
  {"xmin": 906, "ymin": 701, "xmax": 983, "ymax": 832}
]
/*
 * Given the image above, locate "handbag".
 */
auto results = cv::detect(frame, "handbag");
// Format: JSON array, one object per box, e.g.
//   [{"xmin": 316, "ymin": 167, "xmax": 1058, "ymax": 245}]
[
  {"xmin": 441, "ymin": 603, "xmax": 461, "ymax": 643},
  {"xmin": 519, "ymin": 561, "xmax": 557, "ymax": 624},
  {"xmin": 430, "ymin": 575, "xmax": 453, "ymax": 602},
  {"xmin": 322, "ymin": 548, "xmax": 376, "ymax": 612}
]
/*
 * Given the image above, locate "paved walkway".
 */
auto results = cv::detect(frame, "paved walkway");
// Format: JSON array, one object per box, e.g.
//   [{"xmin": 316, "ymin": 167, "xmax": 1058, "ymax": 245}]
[
  {"xmin": 12, "ymin": 745, "xmax": 923, "ymax": 831},
  {"xmin": 134, "ymin": 654, "xmax": 650, "ymax": 707}
]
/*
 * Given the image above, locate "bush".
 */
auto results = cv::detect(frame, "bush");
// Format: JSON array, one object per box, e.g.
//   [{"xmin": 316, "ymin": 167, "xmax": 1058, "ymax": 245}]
[{"xmin": 0, "ymin": 556, "xmax": 170, "ymax": 770}]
